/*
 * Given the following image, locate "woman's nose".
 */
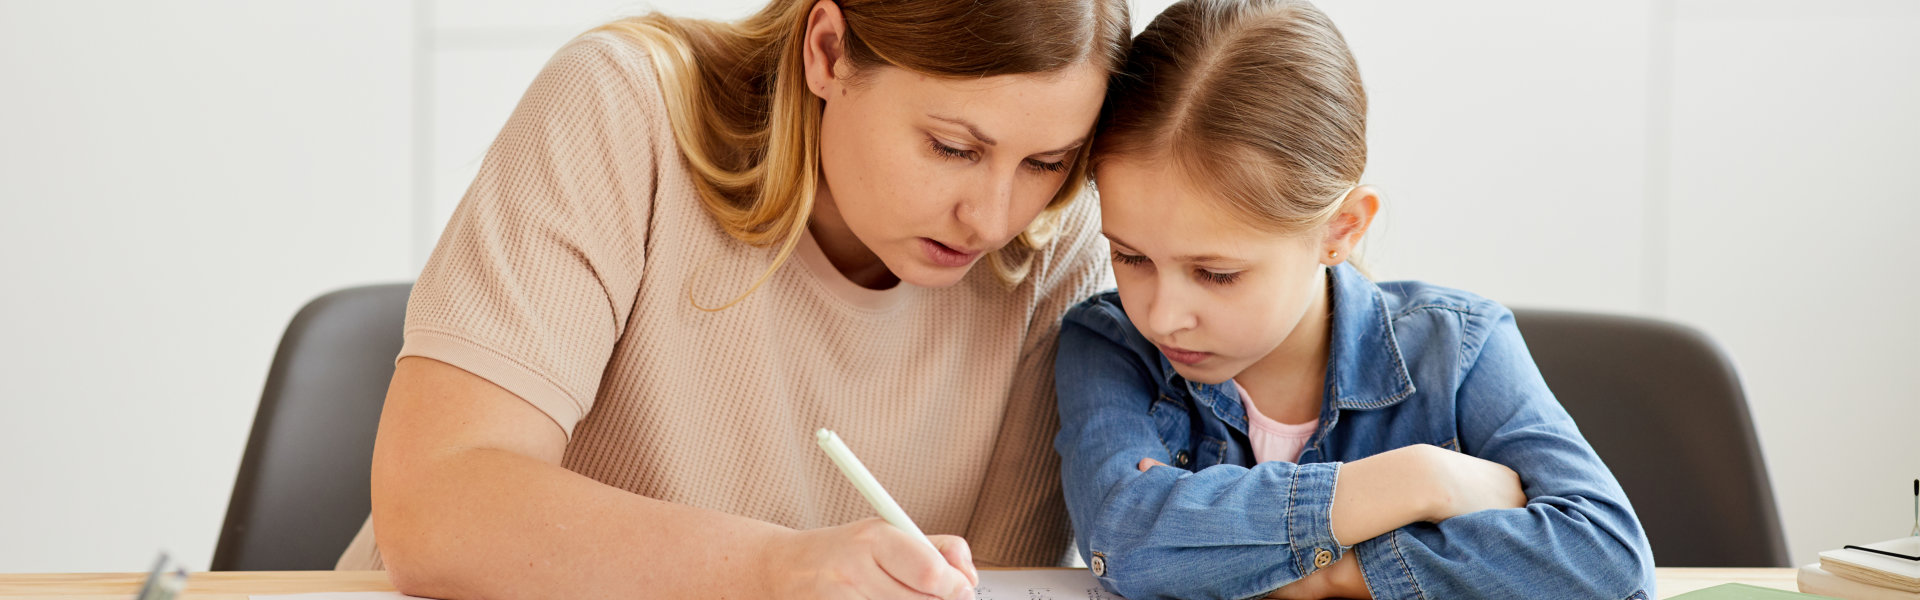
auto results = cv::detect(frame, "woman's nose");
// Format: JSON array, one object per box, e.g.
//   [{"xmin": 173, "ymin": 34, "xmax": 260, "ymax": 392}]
[{"xmin": 955, "ymin": 170, "xmax": 1018, "ymax": 245}]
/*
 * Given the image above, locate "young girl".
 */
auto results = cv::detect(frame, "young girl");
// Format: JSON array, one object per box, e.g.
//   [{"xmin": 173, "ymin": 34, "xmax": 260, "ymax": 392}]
[{"xmin": 1054, "ymin": 1, "xmax": 1656, "ymax": 598}]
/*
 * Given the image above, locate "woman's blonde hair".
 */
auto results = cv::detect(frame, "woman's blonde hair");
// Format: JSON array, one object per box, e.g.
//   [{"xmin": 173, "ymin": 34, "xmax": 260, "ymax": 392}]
[
  {"xmin": 595, "ymin": 0, "xmax": 1130, "ymax": 309},
  {"xmin": 1095, "ymin": 0, "xmax": 1366, "ymax": 237}
]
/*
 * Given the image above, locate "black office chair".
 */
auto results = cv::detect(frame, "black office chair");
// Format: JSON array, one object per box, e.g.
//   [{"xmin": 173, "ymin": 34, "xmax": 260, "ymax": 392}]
[
  {"xmin": 211, "ymin": 283, "xmax": 411, "ymax": 571},
  {"xmin": 1511, "ymin": 308, "xmax": 1789, "ymax": 568}
]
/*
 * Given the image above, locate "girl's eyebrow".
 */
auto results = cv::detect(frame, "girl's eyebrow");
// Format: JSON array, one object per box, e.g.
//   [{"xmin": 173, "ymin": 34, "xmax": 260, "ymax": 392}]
[
  {"xmin": 930, "ymin": 114, "xmax": 1085, "ymax": 156},
  {"xmin": 1104, "ymin": 231, "xmax": 1244, "ymax": 264}
]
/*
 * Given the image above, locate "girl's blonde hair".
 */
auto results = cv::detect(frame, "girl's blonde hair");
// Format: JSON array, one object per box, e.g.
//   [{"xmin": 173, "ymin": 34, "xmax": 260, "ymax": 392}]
[
  {"xmin": 1095, "ymin": 0, "xmax": 1366, "ymax": 237},
  {"xmin": 595, "ymin": 0, "xmax": 1130, "ymax": 309}
]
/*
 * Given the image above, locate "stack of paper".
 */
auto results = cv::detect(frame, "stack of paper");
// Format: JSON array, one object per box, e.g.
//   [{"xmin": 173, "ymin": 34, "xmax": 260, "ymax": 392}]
[{"xmin": 1798, "ymin": 536, "xmax": 1920, "ymax": 599}]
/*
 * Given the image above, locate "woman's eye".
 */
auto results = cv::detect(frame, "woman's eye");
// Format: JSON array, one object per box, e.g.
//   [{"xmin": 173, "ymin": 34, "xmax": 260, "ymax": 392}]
[
  {"xmin": 928, "ymin": 138, "xmax": 977, "ymax": 161},
  {"xmin": 1111, "ymin": 251, "xmax": 1148, "ymax": 266},
  {"xmin": 1197, "ymin": 269, "xmax": 1241, "ymax": 285},
  {"xmin": 1024, "ymin": 158, "xmax": 1069, "ymax": 173}
]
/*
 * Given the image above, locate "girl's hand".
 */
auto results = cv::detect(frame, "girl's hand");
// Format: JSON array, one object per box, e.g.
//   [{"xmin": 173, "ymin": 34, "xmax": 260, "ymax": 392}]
[
  {"xmin": 1415, "ymin": 444, "xmax": 1527, "ymax": 522},
  {"xmin": 763, "ymin": 518, "xmax": 979, "ymax": 600}
]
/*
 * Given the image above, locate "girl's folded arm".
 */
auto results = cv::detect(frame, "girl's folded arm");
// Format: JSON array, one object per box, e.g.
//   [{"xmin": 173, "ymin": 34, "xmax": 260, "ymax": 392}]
[
  {"xmin": 1054, "ymin": 312, "xmax": 1438, "ymax": 600},
  {"xmin": 1351, "ymin": 313, "xmax": 1658, "ymax": 600}
]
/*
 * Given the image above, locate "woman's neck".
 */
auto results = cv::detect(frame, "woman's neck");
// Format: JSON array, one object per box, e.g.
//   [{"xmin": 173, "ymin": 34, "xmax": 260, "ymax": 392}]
[
  {"xmin": 807, "ymin": 186, "xmax": 900, "ymax": 290},
  {"xmin": 1234, "ymin": 269, "xmax": 1334, "ymax": 425}
]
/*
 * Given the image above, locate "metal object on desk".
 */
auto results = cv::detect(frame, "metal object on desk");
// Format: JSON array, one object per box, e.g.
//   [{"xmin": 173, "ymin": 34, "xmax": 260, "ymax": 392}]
[{"xmin": 132, "ymin": 552, "xmax": 186, "ymax": 600}]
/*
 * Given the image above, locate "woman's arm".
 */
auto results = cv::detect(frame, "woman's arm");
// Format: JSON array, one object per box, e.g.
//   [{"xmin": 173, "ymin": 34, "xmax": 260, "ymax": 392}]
[
  {"xmin": 1053, "ymin": 301, "xmax": 1523, "ymax": 600},
  {"xmin": 1348, "ymin": 311, "xmax": 1656, "ymax": 600},
  {"xmin": 371, "ymin": 357, "xmax": 978, "ymax": 600}
]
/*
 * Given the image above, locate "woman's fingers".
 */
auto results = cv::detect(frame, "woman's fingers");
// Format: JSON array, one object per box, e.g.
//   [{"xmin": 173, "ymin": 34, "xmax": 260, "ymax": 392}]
[
  {"xmin": 868, "ymin": 522, "xmax": 973, "ymax": 599},
  {"xmin": 930, "ymin": 534, "xmax": 979, "ymax": 587},
  {"xmin": 1137, "ymin": 457, "xmax": 1168, "ymax": 471}
]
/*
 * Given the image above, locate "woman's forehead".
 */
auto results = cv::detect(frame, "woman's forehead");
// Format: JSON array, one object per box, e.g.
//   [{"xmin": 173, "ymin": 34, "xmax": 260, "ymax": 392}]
[{"xmin": 865, "ymin": 62, "xmax": 1105, "ymax": 144}]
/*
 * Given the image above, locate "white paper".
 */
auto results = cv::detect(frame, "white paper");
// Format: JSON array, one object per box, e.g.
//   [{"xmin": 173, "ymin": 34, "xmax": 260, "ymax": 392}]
[
  {"xmin": 251, "ymin": 593, "xmax": 425, "ymax": 600},
  {"xmin": 974, "ymin": 568, "xmax": 1117, "ymax": 600},
  {"xmin": 250, "ymin": 569, "xmax": 1116, "ymax": 600}
]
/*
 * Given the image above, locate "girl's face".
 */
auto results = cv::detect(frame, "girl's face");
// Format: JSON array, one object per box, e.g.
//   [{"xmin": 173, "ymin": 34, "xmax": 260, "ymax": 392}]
[
  {"xmin": 805, "ymin": 3, "xmax": 1108, "ymax": 288},
  {"xmin": 1094, "ymin": 157, "xmax": 1373, "ymax": 385}
]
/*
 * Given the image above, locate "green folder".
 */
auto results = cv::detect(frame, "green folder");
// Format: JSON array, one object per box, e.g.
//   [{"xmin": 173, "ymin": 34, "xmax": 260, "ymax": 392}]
[{"xmin": 1667, "ymin": 583, "xmax": 1837, "ymax": 599}]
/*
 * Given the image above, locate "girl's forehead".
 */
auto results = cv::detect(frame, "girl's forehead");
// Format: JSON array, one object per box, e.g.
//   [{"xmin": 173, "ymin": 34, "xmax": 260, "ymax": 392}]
[{"xmin": 1096, "ymin": 159, "xmax": 1312, "ymax": 255}]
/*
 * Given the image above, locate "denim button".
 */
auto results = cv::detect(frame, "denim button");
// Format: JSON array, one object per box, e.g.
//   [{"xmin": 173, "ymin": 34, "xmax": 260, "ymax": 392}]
[
  {"xmin": 1313, "ymin": 548, "xmax": 1333, "ymax": 569},
  {"xmin": 1090, "ymin": 553, "xmax": 1107, "ymax": 577},
  {"xmin": 1175, "ymin": 450, "xmax": 1191, "ymax": 466}
]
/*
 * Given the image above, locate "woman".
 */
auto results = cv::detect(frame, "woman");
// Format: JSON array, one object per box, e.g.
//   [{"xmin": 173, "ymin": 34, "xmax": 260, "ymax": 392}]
[{"xmin": 339, "ymin": 0, "xmax": 1130, "ymax": 598}]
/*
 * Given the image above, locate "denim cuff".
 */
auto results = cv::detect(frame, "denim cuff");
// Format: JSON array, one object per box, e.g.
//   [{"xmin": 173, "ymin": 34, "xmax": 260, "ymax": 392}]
[
  {"xmin": 1283, "ymin": 461, "xmax": 1346, "ymax": 580},
  {"xmin": 1355, "ymin": 530, "xmax": 1424, "ymax": 600}
]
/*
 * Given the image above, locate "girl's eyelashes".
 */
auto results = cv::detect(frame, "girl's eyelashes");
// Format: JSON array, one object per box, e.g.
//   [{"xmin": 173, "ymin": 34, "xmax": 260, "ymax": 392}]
[
  {"xmin": 1114, "ymin": 248, "xmax": 1242, "ymax": 285},
  {"xmin": 927, "ymin": 136, "xmax": 1070, "ymax": 173},
  {"xmin": 1196, "ymin": 269, "xmax": 1242, "ymax": 286}
]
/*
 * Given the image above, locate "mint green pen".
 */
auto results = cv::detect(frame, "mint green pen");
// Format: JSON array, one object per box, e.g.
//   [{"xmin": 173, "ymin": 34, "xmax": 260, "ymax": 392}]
[{"xmin": 815, "ymin": 428, "xmax": 935, "ymax": 548}]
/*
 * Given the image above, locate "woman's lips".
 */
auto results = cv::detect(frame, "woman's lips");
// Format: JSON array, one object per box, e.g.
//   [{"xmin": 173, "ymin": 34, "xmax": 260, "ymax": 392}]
[
  {"xmin": 920, "ymin": 238, "xmax": 980, "ymax": 268},
  {"xmin": 1158, "ymin": 344, "xmax": 1212, "ymax": 365}
]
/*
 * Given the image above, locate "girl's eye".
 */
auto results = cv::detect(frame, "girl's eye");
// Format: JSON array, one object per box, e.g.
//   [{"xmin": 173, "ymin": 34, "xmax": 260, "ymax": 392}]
[
  {"xmin": 928, "ymin": 138, "xmax": 977, "ymax": 161},
  {"xmin": 1024, "ymin": 158, "xmax": 1069, "ymax": 174},
  {"xmin": 1197, "ymin": 269, "xmax": 1241, "ymax": 286},
  {"xmin": 1111, "ymin": 251, "xmax": 1148, "ymax": 266}
]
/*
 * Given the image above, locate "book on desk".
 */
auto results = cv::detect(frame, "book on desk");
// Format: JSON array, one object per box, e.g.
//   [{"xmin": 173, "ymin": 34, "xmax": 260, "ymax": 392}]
[{"xmin": 1797, "ymin": 536, "xmax": 1920, "ymax": 600}]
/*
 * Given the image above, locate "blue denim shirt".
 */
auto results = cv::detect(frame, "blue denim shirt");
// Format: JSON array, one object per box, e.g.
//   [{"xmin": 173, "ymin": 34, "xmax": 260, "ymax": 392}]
[{"xmin": 1053, "ymin": 263, "xmax": 1656, "ymax": 600}]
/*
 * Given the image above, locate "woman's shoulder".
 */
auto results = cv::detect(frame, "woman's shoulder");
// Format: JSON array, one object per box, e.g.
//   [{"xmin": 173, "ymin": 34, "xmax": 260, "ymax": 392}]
[
  {"xmin": 509, "ymin": 30, "xmax": 673, "ymax": 141},
  {"xmin": 548, "ymin": 30, "xmax": 663, "ymax": 91},
  {"xmin": 1015, "ymin": 193, "xmax": 1110, "ymax": 296}
]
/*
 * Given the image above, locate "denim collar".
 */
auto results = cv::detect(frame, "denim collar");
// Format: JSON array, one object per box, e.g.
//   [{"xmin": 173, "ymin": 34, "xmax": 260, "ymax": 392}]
[{"xmin": 1158, "ymin": 262, "xmax": 1416, "ymax": 430}]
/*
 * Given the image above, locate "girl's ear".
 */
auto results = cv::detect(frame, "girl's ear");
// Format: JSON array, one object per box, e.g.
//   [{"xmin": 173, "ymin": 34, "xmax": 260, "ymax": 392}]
[
  {"xmin": 1321, "ymin": 185, "xmax": 1381, "ymax": 265},
  {"xmin": 801, "ymin": 0, "xmax": 848, "ymax": 102}
]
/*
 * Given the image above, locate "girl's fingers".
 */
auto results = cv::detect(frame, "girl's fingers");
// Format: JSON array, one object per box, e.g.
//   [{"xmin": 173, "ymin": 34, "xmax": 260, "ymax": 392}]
[{"xmin": 1138, "ymin": 457, "xmax": 1168, "ymax": 471}]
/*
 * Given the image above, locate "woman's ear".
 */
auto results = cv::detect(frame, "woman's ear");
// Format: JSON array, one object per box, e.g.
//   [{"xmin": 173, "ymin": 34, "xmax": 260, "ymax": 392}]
[
  {"xmin": 1321, "ymin": 185, "xmax": 1381, "ymax": 265},
  {"xmin": 801, "ymin": 0, "xmax": 848, "ymax": 102}
]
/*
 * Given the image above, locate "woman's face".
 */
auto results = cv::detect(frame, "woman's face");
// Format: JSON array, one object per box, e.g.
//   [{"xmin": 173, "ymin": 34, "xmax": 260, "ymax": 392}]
[{"xmin": 805, "ymin": 4, "xmax": 1108, "ymax": 288}]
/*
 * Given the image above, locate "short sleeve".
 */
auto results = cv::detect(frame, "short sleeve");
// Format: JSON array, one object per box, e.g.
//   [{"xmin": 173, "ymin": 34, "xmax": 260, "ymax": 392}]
[{"xmin": 401, "ymin": 32, "xmax": 666, "ymax": 438}]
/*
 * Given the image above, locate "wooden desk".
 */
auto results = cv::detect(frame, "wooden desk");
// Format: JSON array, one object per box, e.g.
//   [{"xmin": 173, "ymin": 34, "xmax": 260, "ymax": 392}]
[{"xmin": 0, "ymin": 568, "xmax": 1801, "ymax": 599}]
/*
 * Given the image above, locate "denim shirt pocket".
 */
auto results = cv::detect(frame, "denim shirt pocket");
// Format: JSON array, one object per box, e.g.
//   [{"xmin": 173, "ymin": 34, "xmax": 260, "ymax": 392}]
[
  {"xmin": 1149, "ymin": 394, "xmax": 1195, "ymax": 464},
  {"xmin": 1196, "ymin": 437, "xmax": 1230, "ymax": 467}
]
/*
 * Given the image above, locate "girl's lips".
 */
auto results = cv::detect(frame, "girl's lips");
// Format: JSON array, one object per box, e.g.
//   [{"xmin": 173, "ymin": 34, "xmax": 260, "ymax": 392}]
[
  {"xmin": 920, "ymin": 238, "xmax": 980, "ymax": 268},
  {"xmin": 1158, "ymin": 344, "xmax": 1212, "ymax": 365}
]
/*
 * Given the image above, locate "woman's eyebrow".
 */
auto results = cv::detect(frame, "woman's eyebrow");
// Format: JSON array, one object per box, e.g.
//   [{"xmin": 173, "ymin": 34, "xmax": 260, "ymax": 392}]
[
  {"xmin": 930, "ymin": 114, "xmax": 1086, "ymax": 156},
  {"xmin": 929, "ymin": 115, "xmax": 997, "ymax": 146}
]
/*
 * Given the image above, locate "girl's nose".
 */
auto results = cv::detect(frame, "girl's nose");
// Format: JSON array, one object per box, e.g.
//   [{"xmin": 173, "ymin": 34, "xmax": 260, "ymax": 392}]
[{"xmin": 1146, "ymin": 279, "xmax": 1198, "ymax": 337}]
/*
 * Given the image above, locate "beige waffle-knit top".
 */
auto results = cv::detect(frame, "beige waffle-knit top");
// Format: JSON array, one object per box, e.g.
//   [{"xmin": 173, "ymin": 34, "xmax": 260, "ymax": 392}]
[{"xmin": 335, "ymin": 31, "xmax": 1110, "ymax": 570}]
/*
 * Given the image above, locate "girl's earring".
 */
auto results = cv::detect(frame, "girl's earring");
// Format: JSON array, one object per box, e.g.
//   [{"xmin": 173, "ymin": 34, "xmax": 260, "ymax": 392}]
[{"xmin": 1327, "ymin": 250, "xmax": 1340, "ymax": 261}]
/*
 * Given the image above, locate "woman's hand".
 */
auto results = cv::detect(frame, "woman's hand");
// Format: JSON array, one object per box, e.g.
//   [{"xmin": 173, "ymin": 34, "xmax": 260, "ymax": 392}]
[{"xmin": 763, "ymin": 518, "xmax": 979, "ymax": 600}]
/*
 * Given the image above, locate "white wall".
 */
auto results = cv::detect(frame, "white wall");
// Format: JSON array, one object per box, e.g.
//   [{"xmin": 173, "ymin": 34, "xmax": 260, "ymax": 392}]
[
  {"xmin": 0, "ymin": 1, "xmax": 414, "ymax": 572},
  {"xmin": 1, "ymin": 0, "xmax": 1913, "ymax": 573}
]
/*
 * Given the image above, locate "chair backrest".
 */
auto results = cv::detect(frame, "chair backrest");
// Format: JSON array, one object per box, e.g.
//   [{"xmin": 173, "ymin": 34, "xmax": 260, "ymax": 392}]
[
  {"xmin": 211, "ymin": 283, "xmax": 411, "ymax": 571},
  {"xmin": 1510, "ymin": 308, "xmax": 1788, "ymax": 567}
]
